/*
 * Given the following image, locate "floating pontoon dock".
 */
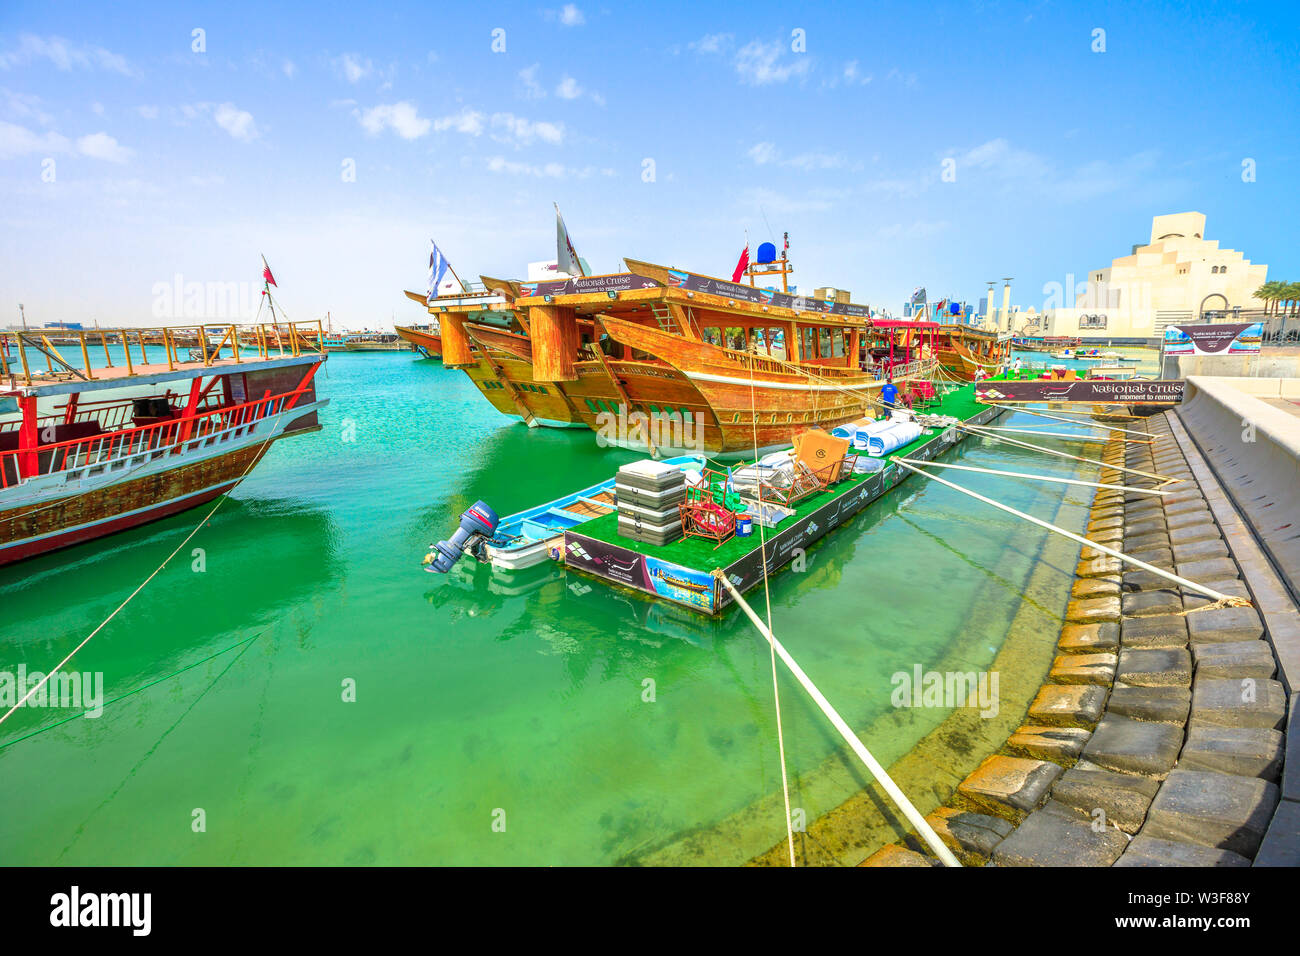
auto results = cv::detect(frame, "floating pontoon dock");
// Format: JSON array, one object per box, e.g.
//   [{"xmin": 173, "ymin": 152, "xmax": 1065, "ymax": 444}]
[{"xmin": 562, "ymin": 383, "xmax": 1003, "ymax": 614}]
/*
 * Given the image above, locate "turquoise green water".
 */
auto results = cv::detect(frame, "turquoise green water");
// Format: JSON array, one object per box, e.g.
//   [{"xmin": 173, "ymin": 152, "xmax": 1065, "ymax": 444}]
[{"xmin": 0, "ymin": 353, "xmax": 1096, "ymax": 865}]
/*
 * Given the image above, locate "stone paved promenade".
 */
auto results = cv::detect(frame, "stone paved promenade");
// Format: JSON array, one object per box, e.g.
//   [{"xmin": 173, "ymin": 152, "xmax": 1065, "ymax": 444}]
[{"xmin": 864, "ymin": 408, "xmax": 1299, "ymax": 867}]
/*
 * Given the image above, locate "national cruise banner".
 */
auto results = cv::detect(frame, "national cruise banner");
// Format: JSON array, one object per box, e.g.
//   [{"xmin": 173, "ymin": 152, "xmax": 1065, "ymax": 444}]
[
  {"xmin": 1163, "ymin": 322, "xmax": 1263, "ymax": 355},
  {"xmin": 975, "ymin": 379, "xmax": 1185, "ymax": 405}
]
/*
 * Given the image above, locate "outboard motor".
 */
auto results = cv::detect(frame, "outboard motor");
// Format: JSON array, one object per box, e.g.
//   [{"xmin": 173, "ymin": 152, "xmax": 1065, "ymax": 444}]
[{"xmin": 424, "ymin": 501, "xmax": 500, "ymax": 573}]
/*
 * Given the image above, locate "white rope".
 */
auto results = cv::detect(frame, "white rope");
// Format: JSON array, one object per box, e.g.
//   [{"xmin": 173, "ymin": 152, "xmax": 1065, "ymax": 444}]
[
  {"xmin": 0, "ymin": 411, "xmax": 290, "ymax": 729},
  {"xmin": 890, "ymin": 457, "xmax": 1247, "ymax": 604},
  {"xmin": 959, "ymin": 422, "xmax": 1174, "ymax": 484},
  {"xmin": 893, "ymin": 456, "xmax": 1171, "ymax": 496},
  {"xmin": 974, "ymin": 424, "xmax": 1150, "ymax": 444},
  {"xmin": 714, "ymin": 573, "xmax": 961, "ymax": 867},
  {"xmin": 981, "ymin": 402, "xmax": 1156, "ymax": 438},
  {"xmin": 746, "ymin": 353, "xmax": 795, "ymax": 867}
]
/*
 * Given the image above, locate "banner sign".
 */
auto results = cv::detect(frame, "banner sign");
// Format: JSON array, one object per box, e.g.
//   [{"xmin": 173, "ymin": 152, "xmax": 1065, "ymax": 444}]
[
  {"xmin": 975, "ymin": 379, "xmax": 1185, "ymax": 405},
  {"xmin": 1163, "ymin": 323, "xmax": 1262, "ymax": 355},
  {"xmin": 520, "ymin": 273, "xmax": 662, "ymax": 298},
  {"xmin": 521, "ymin": 266, "xmax": 874, "ymax": 318},
  {"xmin": 562, "ymin": 533, "xmax": 718, "ymax": 612},
  {"xmin": 665, "ymin": 269, "xmax": 872, "ymax": 318}
]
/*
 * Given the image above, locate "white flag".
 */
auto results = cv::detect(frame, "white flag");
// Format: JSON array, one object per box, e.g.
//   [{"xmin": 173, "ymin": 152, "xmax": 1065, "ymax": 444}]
[
  {"xmin": 555, "ymin": 203, "xmax": 585, "ymax": 277},
  {"xmin": 427, "ymin": 240, "xmax": 463, "ymax": 303}
]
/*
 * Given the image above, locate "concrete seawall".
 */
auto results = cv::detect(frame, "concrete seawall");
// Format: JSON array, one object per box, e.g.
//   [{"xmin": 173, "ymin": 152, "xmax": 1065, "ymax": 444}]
[
  {"xmin": 862, "ymin": 404, "xmax": 1299, "ymax": 866},
  {"xmin": 1177, "ymin": 376, "xmax": 1300, "ymax": 631}
]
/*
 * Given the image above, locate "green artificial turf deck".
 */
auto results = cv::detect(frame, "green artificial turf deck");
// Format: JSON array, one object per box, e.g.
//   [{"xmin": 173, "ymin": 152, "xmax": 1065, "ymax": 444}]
[{"xmin": 575, "ymin": 383, "xmax": 986, "ymax": 570}]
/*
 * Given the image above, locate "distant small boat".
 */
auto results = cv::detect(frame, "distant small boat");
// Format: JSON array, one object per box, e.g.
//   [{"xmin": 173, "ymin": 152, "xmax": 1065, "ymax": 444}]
[{"xmin": 1052, "ymin": 347, "xmax": 1114, "ymax": 361}]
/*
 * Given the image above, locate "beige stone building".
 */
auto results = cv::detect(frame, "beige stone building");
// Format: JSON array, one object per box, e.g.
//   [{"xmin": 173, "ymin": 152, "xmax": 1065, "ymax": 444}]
[{"xmin": 1041, "ymin": 212, "xmax": 1269, "ymax": 343}]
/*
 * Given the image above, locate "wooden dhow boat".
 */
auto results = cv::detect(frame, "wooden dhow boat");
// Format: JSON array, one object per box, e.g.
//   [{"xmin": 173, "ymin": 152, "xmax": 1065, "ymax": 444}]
[
  {"xmin": 395, "ymin": 322, "xmax": 444, "ymax": 358},
  {"xmin": 0, "ymin": 319, "xmax": 327, "ymax": 566},
  {"xmin": 415, "ymin": 254, "xmax": 948, "ymax": 456}
]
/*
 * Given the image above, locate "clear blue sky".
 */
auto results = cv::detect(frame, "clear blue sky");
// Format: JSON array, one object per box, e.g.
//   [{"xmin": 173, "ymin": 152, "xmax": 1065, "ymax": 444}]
[{"xmin": 1, "ymin": 0, "xmax": 1297, "ymax": 328}]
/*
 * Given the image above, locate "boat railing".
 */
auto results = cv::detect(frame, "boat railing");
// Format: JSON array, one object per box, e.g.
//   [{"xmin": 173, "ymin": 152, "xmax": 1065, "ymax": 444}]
[
  {"xmin": 0, "ymin": 387, "xmax": 310, "ymax": 489},
  {"xmin": 0, "ymin": 395, "xmax": 161, "ymax": 435},
  {"xmin": 704, "ymin": 341, "xmax": 874, "ymax": 378},
  {"xmin": 0, "ymin": 320, "xmax": 326, "ymax": 386},
  {"xmin": 867, "ymin": 358, "xmax": 935, "ymax": 380}
]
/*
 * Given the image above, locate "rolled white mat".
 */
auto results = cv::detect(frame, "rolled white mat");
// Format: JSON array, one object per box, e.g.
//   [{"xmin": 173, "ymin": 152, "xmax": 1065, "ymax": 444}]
[{"xmin": 865, "ymin": 421, "xmax": 923, "ymax": 456}]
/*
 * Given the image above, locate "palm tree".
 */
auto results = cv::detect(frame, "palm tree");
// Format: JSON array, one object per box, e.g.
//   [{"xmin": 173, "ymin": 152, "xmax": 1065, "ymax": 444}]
[
  {"xmin": 1255, "ymin": 281, "xmax": 1271, "ymax": 313},
  {"xmin": 1286, "ymin": 281, "xmax": 1300, "ymax": 318},
  {"xmin": 1276, "ymin": 281, "xmax": 1293, "ymax": 318},
  {"xmin": 1270, "ymin": 280, "xmax": 1287, "ymax": 316},
  {"xmin": 1256, "ymin": 280, "xmax": 1284, "ymax": 315}
]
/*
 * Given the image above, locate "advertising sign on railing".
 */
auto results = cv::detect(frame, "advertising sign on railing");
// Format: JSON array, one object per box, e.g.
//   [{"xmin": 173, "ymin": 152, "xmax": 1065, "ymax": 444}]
[
  {"xmin": 1163, "ymin": 323, "xmax": 1263, "ymax": 355},
  {"xmin": 974, "ymin": 379, "xmax": 1185, "ymax": 405}
]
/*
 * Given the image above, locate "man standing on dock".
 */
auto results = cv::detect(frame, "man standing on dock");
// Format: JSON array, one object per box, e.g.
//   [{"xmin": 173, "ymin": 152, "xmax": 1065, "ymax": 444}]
[{"xmin": 881, "ymin": 376, "xmax": 898, "ymax": 416}]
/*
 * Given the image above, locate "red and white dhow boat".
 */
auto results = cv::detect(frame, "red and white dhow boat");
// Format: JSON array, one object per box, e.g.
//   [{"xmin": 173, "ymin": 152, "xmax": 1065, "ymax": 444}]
[{"xmin": 0, "ymin": 320, "xmax": 327, "ymax": 566}]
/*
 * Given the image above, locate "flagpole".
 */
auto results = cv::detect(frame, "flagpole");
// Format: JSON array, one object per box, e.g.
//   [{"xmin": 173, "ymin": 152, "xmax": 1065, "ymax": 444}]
[{"xmin": 445, "ymin": 261, "xmax": 468, "ymax": 294}]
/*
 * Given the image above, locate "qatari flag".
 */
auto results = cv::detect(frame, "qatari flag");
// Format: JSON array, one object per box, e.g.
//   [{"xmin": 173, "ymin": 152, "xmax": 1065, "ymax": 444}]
[
  {"xmin": 731, "ymin": 245, "xmax": 749, "ymax": 283},
  {"xmin": 261, "ymin": 254, "xmax": 277, "ymax": 288}
]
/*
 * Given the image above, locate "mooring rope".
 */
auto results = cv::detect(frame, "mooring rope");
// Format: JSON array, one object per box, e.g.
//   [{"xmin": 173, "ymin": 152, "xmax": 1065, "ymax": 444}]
[
  {"xmin": 0, "ymin": 412, "xmax": 290, "ymax": 729},
  {"xmin": 0, "ymin": 627, "xmax": 269, "ymax": 750},
  {"xmin": 713, "ymin": 571, "xmax": 962, "ymax": 866},
  {"xmin": 890, "ymin": 457, "xmax": 1250, "ymax": 606},
  {"xmin": 746, "ymin": 352, "xmax": 796, "ymax": 867},
  {"xmin": 973, "ymin": 424, "xmax": 1152, "ymax": 444},
  {"xmin": 959, "ymin": 422, "xmax": 1175, "ymax": 484},
  {"xmin": 893, "ymin": 456, "xmax": 1172, "ymax": 497}
]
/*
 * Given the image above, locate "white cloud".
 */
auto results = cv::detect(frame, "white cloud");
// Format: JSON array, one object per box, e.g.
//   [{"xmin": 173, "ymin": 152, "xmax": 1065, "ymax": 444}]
[
  {"xmin": 0, "ymin": 34, "xmax": 136, "ymax": 76},
  {"xmin": 690, "ymin": 33, "xmax": 731, "ymax": 54},
  {"xmin": 841, "ymin": 60, "xmax": 871, "ymax": 85},
  {"xmin": 358, "ymin": 101, "xmax": 433, "ymax": 139},
  {"xmin": 953, "ymin": 138, "xmax": 1050, "ymax": 182},
  {"xmin": 784, "ymin": 152, "xmax": 848, "ymax": 171},
  {"xmin": 884, "ymin": 67, "xmax": 918, "ymax": 88},
  {"xmin": 213, "ymin": 103, "xmax": 259, "ymax": 141},
  {"xmin": 748, "ymin": 141, "xmax": 849, "ymax": 170},
  {"xmin": 137, "ymin": 105, "xmax": 159, "ymax": 119},
  {"xmin": 282, "ymin": 60, "xmax": 297, "ymax": 79},
  {"xmin": 735, "ymin": 186, "xmax": 835, "ymax": 215},
  {"xmin": 487, "ymin": 156, "xmax": 613, "ymax": 179},
  {"xmin": 76, "ymin": 131, "xmax": 132, "ymax": 163},
  {"xmin": 556, "ymin": 76, "xmax": 582, "ymax": 100},
  {"xmin": 487, "ymin": 156, "xmax": 566, "ymax": 178},
  {"xmin": 490, "ymin": 112, "xmax": 563, "ymax": 146},
  {"xmin": 91, "ymin": 102, "xmax": 105, "ymax": 117},
  {"xmin": 559, "ymin": 4, "xmax": 585, "ymax": 26},
  {"xmin": 0, "ymin": 119, "xmax": 69, "ymax": 158},
  {"xmin": 335, "ymin": 53, "xmax": 372, "ymax": 84},
  {"xmin": 519, "ymin": 64, "xmax": 546, "ymax": 99},
  {"xmin": 734, "ymin": 40, "xmax": 811, "ymax": 86},
  {"xmin": 433, "ymin": 107, "xmax": 485, "ymax": 136},
  {"xmin": 2, "ymin": 88, "xmax": 53, "ymax": 125}
]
